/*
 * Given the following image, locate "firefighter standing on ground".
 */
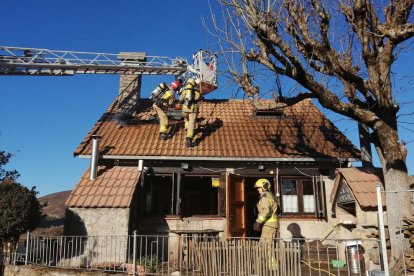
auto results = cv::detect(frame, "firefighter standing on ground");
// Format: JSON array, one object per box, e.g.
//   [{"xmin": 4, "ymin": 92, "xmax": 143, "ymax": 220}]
[
  {"xmin": 179, "ymin": 77, "xmax": 202, "ymax": 147},
  {"xmin": 253, "ymin": 178, "xmax": 279, "ymax": 242},
  {"xmin": 151, "ymin": 80, "xmax": 182, "ymax": 140}
]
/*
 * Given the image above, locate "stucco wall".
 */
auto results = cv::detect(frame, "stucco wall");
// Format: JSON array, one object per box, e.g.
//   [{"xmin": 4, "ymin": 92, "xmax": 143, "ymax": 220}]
[
  {"xmin": 138, "ymin": 217, "xmax": 225, "ymax": 236},
  {"xmin": 63, "ymin": 208, "xmax": 130, "ymax": 267},
  {"xmin": 65, "ymin": 208, "xmax": 130, "ymax": 236}
]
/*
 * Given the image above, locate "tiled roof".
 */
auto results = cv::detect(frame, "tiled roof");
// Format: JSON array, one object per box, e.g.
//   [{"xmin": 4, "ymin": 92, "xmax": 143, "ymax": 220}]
[
  {"xmin": 74, "ymin": 99, "xmax": 360, "ymax": 160},
  {"xmin": 65, "ymin": 166, "xmax": 140, "ymax": 208},
  {"xmin": 330, "ymin": 167, "xmax": 385, "ymax": 208}
]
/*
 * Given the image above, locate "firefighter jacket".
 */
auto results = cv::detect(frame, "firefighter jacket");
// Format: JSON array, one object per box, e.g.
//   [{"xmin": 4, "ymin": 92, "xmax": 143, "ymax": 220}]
[
  {"xmin": 256, "ymin": 190, "xmax": 278, "ymax": 226},
  {"xmin": 153, "ymin": 83, "xmax": 175, "ymax": 109},
  {"xmin": 179, "ymin": 82, "xmax": 202, "ymax": 113}
]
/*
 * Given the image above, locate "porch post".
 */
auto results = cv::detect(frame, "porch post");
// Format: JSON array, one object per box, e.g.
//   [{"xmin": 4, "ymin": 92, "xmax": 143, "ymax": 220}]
[
  {"xmin": 25, "ymin": 231, "xmax": 29, "ymax": 265},
  {"xmin": 133, "ymin": 230, "xmax": 137, "ymax": 276},
  {"xmin": 176, "ymin": 172, "xmax": 181, "ymax": 215}
]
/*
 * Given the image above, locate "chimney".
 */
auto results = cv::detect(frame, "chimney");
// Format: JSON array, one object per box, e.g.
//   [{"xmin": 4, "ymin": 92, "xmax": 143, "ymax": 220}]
[
  {"xmin": 90, "ymin": 135, "xmax": 101, "ymax": 180},
  {"xmin": 358, "ymin": 123, "xmax": 373, "ymax": 167},
  {"xmin": 116, "ymin": 52, "xmax": 146, "ymax": 121}
]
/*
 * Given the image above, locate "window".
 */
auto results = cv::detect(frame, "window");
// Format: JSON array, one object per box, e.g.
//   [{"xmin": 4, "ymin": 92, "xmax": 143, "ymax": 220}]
[
  {"xmin": 280, "ymin": 178, "xmax": 319, "ymax": 216},
  {"xmin": 255, "ymin": 109, "xmax": 284, "ymax": 117},
  {"xmin": 141, "ymin": 173, "xmax": 219, "ymax": 217},
  {"xmin": 180, "ymin": 176, "xmax": 218, "ymax": 216},
  {"xmin": 142, "ymin": 175, "xmax": 173, "ymax": 216}
]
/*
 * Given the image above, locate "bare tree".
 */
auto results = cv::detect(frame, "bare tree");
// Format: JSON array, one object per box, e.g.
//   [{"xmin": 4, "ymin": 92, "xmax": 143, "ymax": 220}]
[{"xmin": 210, "ymin": 0, "xmax": 414, "ymax": 261}]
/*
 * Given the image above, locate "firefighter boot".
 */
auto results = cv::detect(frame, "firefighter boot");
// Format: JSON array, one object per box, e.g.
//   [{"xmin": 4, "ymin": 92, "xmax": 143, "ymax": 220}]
[
  {"xmin": 186, "ymin": 137, "xmax": 193, "ymax": 148},
  {"xmin": 160, "ymin": 133, "xmax": 172, "ymax": 140}
]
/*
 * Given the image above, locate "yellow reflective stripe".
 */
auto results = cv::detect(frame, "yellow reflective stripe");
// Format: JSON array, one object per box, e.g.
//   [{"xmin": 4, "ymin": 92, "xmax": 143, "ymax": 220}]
[
  {"xmin": 257, "ymin": 215, "xmax": 277, "ymax": 223},
  {"xmin": 267, "ymin": 216, "xmax": 278, "ymax": 223}
]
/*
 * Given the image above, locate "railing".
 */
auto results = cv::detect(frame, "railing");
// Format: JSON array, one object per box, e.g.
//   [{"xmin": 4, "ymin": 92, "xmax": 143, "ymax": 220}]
[{"xmin": 9, "ymin": 233, "xmax": 381, "ymax": 275}]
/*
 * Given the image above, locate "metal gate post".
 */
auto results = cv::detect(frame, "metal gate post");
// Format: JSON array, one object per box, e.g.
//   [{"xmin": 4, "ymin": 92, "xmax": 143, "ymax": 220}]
[
  {"xmin": 133, "ymin": 231, "xmax": 137, "ymax": 276},
  {"xmin": 376, "ymin": 184, "xmax": 389, "ymax": 276},
  {"xmin": 24, "ymin": 231, "xmax": 29, "ymax": 265}
]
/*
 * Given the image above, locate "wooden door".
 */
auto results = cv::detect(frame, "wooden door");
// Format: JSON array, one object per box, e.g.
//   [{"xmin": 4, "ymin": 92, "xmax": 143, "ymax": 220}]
[{"xmin": 226, "ymin": 172, "xmax": 246, "ymax": 238}]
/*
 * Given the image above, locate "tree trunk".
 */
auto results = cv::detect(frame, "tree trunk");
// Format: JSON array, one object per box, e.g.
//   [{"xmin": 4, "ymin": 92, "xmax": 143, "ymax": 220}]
[
  {"xmin": 376, "ymin": 123, "xmax": 410, "ymax": 261},
  {"xmin": 382, "ymin": 166, "xmax": 410, "ymax": 261}
]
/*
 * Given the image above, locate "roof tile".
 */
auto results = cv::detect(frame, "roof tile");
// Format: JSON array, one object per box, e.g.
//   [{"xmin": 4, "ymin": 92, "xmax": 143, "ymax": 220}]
[
  {"xmin": 65, "ymin": 166, "xmax": 141, "ymax": 208},
  {"xmin": 330, "ymin": 167, "xmax": 385, "ymax": 208},
  {"xmin": 74, "ymin": 99, "xmax": 359, "ymax": 160}
]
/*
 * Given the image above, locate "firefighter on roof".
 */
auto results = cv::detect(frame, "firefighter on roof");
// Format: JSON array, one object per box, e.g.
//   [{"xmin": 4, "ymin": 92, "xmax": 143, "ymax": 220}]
[
  {"xmin": 179, "ymin": 77, "xmax": 202, "ymax": 147},
  {"xmin": 253, "ymin": 178, "xmax": 279, "ymax": 242},
  {"xmin": 151, "ymin": 79, "xmax": 182, "ymax": 140}
]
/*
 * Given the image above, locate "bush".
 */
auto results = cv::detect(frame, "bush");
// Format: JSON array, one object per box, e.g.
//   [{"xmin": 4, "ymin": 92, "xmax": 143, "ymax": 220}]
[
  {"xmin": 136, "ymin": 255, "xmax": 159, "ymax": 273},
  {"xmin": 0, "ymin": 181, "xmax": 43, "ymax": 246}
]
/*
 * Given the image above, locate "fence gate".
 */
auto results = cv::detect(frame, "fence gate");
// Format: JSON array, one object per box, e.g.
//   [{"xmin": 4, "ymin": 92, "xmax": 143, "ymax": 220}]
[{"xmin": 193, "ymin": 239, "xmax": 300, "ymax": 276}]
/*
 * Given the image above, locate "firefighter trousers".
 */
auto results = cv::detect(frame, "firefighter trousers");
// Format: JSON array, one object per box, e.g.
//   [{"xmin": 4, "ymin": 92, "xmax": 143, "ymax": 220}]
[
  {"xmin": 183, "ymin": 111, "xmax": 197, "ymax": 138},
  {"xmin": 260, "ymin": 223, "xmax": 279, "ymax": 270},
  {"xmin": 153, "ymin": 103, "xmax": 169, "ymax": 134},
  {"xmin": 260, "ymin": 222, "xmax": 278, "ymax": 243}
]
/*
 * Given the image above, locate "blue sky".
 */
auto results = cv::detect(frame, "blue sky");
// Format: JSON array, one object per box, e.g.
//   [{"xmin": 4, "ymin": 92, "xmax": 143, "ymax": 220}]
[{"xmin": 0, "ymin": 1, "xmax": 413, "ymax": 196}]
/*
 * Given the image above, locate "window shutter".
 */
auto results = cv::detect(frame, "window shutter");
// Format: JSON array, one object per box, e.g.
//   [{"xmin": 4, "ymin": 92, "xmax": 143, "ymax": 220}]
[
  {"xmin": 312, "ymin": 176, "xmax": 319, "ymax": 217},
  {"xmin": 317, "ymin": 175, "xmax": 326, "ymax": 219}
]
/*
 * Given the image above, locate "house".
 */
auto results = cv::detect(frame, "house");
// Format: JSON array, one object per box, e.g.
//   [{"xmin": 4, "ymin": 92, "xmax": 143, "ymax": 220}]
[{"xmin": 64, "ymin": 74, "xmax": 362, "ymax": 242}]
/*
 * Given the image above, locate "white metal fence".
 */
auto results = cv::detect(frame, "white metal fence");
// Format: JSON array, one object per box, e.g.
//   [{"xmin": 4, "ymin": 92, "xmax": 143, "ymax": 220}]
[{"xmin": 7, "ymin": 232, "xmax": 383, "ymax": 275}]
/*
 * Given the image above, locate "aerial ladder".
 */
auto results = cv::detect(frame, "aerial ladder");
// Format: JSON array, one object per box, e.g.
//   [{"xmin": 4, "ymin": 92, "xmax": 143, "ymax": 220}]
[{"xmin": 0, "ymin": 46, "xmax": 218, "ymax": 94}]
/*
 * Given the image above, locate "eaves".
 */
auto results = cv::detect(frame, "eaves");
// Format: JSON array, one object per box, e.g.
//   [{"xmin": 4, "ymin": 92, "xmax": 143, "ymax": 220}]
[{"xmin": 78, "ymin": 154, "xmax": 358, "ymax": 163}]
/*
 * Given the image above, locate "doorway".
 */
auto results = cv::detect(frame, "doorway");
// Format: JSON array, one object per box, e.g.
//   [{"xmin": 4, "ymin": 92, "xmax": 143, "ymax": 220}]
[{"xmin": 226, "ymin": 174, "xmax": 275, "ymax": 238}]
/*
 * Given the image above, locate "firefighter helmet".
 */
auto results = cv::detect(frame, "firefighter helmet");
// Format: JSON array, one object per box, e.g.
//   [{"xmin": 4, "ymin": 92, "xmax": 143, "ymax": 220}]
[
  {"xmin": 170, "ymin": 80, "xmax": 182, "ymax": 91},
  {"xmin": 254, "ymin": 178, "xmax": 271, "ymax": 190}
]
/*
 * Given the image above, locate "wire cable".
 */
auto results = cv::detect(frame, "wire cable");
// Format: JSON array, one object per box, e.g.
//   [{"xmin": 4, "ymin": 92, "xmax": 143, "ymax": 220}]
[{"xmin": 301, "ymin": 260, "xmax": 336, "ymax": 276}]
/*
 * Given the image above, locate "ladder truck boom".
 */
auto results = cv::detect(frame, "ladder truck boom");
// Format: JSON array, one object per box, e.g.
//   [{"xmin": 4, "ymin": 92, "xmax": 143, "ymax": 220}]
[
  {"xmin": 0, "ymin": 46, "xmax": 218, "ymax": 94},
  {"xmin": 0, "ymin": 46, "xmax": 187, "ymax": 76}
]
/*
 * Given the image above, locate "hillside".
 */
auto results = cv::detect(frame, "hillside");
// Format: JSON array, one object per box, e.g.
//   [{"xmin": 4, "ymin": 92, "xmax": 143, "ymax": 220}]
[{"xmin": 32, "ymin": 190, "xmax": 71, "ymax": 236}]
